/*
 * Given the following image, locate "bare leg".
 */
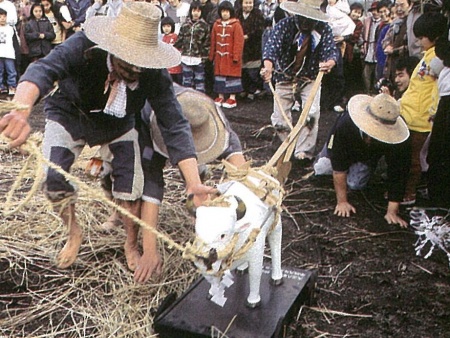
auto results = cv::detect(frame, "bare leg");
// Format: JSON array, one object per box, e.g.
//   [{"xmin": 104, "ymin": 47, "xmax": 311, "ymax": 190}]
[
  {"xmin": 133, "ymin": 201, "xmax": 163, "ymax": 283},
  {"xmin": 56, "ymin": 204, "xmax": 83, "ymax": 269},
  {"xmin": 100, "ymin": 210, "xmax": 123, "ymax": 231},
  {"xmin": 120, "ymin": 199, "xmax": 141, "ymax": 271}
]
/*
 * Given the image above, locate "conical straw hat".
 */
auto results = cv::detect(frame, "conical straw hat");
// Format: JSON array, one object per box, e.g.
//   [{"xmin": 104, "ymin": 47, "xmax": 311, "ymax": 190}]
[{"xmin": 84, "ymin": 2, "xmax": 181, "ymax": 69}]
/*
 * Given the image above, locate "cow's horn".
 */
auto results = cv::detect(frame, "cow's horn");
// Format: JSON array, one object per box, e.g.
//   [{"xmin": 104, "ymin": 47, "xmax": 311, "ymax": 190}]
[
  {"xmin": 234, "ymin": 196, "xmax": 246, "ymax": 220},
  {"xmin": 186, "ymin": 194, "xmax": 196, "ymax": 217}
]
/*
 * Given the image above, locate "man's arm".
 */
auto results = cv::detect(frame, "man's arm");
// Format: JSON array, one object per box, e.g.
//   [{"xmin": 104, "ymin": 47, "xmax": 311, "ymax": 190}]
[
  {"xmin": 261, "ymin": 59, "xmax": 274, "ymax": 83},
  {"xmin": 178, "ymin": 158, "xmax": 216, "ymax": 205},
  {"xmin": 0, "ymin": 81, "xmax": 40, "ymax": 148},
  {"xmin": 333, "ymin": 170, "xmax": 356, "ymax": 217}
]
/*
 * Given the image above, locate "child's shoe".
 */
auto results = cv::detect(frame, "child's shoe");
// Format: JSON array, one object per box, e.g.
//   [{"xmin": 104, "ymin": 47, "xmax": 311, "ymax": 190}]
[
  {"xmin": 214, "ymin": 97, "xmax": 224, "ymax": 106},
  {"xmin": 222, "ymin": 98, "xmax": 237, "ymax": 108},
  {"xmin": 8, "ymin": 87, "xmax": 16, "ymax": 96}
]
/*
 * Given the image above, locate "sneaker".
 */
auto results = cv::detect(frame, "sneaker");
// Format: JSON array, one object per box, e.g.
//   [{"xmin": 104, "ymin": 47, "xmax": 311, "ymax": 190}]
[
  {"xmin": 254, "ymin": 89, "xmax": 262, "ymax": 96},
  {"xmin": 247, "ymin": 93, "xmax": 255, "ymax": 100},
  {"xmin": 0, "ymin": 88, "xmax": 7, "ymax": 94},
  {"xmin": 222, "ymin": 98, "xmax": 237, "ymax": 108},
  {"xmin": 8, "ymin": 87, "xmax": 16, "ymax": 95},
  {"xmin": 214, "ymin": 97, "xmax": 224, "ymax": 106}
]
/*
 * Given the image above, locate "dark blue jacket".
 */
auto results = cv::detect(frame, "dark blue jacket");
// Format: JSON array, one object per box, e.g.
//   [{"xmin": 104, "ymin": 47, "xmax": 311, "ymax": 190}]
[{"xmin": 20, "ymin": 32, "xmax": 196, "ymax": 165}]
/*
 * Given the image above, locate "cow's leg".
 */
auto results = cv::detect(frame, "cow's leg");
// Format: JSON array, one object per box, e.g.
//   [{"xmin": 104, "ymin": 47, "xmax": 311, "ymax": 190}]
[
  {"xmin": 236, "ymin": 261, "xmax": 249, "ymax": 274},
  {"xmin": 268, "ymin": 218, "xmax": 283, "ymax": 285},
  {"xmin": 204, "ymin": 275, "xmax": 221, "ymax": 299},
  {"xmin": 246, "ymin": 245, "xmax": 264, "ymax": 308}
]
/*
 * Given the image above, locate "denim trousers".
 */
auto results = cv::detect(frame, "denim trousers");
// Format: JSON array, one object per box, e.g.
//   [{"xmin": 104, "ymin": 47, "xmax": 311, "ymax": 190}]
[{"xmin": 0, "ymin": 57, "xmax": 17, "ymax": 89}]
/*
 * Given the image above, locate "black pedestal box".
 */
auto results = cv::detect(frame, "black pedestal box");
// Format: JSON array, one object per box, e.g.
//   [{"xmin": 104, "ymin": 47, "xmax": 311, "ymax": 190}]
[{"xmin": 154, "ymin": 266, "xmax": 317, "ymax": 338}]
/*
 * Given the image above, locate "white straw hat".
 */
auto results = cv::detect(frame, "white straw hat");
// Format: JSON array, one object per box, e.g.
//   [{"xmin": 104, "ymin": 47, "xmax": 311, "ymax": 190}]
[
  {"xmin": 151, "ymin": 90, "xmax": 229, "ymax": 165},
  {"xmin": 348, "ymin": 94, "xmax": 409, "ymax": 144},
  {"xmin": 280, "ymin": 0, "xmax": 329, "ymax": 22},
  {"xmin": 84, "ymin": 2, "xmax": 181, "ymax": 69}
]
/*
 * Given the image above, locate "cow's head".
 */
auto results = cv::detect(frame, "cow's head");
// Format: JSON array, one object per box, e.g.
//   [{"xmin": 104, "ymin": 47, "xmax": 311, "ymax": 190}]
[{"xmin": 186, "ymin": 194, "xmax": 249, "ymax": 274}]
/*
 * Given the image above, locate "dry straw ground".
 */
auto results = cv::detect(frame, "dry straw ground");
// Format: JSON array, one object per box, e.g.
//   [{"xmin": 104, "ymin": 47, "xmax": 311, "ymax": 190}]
[{"xmin": 0, "ymin": 137, "xmax": 200, "ymax": 337}]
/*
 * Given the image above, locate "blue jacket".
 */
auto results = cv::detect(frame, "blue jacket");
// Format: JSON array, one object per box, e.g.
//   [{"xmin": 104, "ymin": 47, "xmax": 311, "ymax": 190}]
[{"xmin": 263, "ymin": 16, "xmax": 339, "ymax": 83}]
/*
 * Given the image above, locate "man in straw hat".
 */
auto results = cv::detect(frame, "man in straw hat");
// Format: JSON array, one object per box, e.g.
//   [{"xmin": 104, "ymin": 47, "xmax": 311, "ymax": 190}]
[
  {"xmin": 0, "ymin": 2, "xmax": 215, "ymax": 275},
  {"xmin": 261, "ymin": 0, "xmax": 339, "ymax": 162},
  {"xmin": 98, "ymin": 84, "xmax": 246, "ymax": 283},
  {"xmin": 314, "ymin": 93, "xmax": 411, "ymax": 227}
]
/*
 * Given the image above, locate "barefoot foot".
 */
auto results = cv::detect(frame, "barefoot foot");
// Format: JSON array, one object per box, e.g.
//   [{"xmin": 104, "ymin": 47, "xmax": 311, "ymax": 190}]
[
  {"xmin": 56, "ymin": 232, "xmax": 83, "ymax": 269},
  {"xmin": 100, "ymin": 211, "xmax": 123, "ymax": 231},
  {"xmin": 124, "ymin": 242, "xmax": 141, "ymax": 272}
]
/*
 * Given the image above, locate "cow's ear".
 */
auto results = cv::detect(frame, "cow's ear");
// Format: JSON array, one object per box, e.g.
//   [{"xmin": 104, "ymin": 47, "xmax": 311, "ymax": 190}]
[
  {"xmin": 186, "ymin": 194, "xmax": 197, "ymax": 217},
  {"xmin": 234, "ymin": 196, "xmax": 246, "ymax": 220}
]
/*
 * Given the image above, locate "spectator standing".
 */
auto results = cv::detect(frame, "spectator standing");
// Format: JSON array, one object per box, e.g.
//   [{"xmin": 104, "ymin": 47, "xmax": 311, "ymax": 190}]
[
  {"xmin": 259, "ymin": 0, "xmax": 276, "ymax": 27},
  {"xmin": 382, "ymin": 0, "xmax": 411, "ymax": 84},
  {"xmin": 16, "ymin": 0, "xmax": 31, "ymax": 76},
  {"xmin": 65, "ymin": 0, "xmax": 91, "ymax": 37},
  {"xmin": 41, "ymin": 0, "xmax": 66, "ymax": 48},
  {"xmin": 200, "ymin": 0, "xmax": 217, "ymax": 25},
  {"xmin": 427, "ymin": 7, "xmax": 450, "ymax": 208},
  {"xmin": 261, "ymin": 0, "xmax": 338, "ymax": 161},
  {"xmin": 25, "ymin": 4, "xmax": 55, "ymax": 62},
  {"xmin": 374, "ymin": 1, "xmax": 392, "ymax": 81},
  {"xmin": 343, "ymin": 2, "xmax": 363, "ymax": 98},
  {"xmin": 161, "ymin": 16, "xmax": 183, "ymax": 84},
  {"xmin": 86, "ymin": 0, "xmax": 109, "ymax": 18},
  {"xmin": 0, "ymin": 0, "xmax": 17, "ymax": 26},
  {"xmin": 399, "ymin": 12, "xmax": 447, "ymax": 204},
  {"xmin": 320, "ymin": 0, "xmax": 355, "ymax": 113},
  {"xmin": 209, "ymin": 1, "xmax": 244, "ymax": 108},
  {"xmin": 273, "ymin": 0, "xmax": 288, "ymax": 24},
  {"xmin": 236, "ymin": 0, "xmax": 265, "ymax": 99},
  {"xmin": 166, "ymin": 0, "xmax": 190, "ymax": 34},
  {"xmin": 174, "ymin": 1, "xmax": 210, "ymax": 92},
  {"xmin": 361, "ymin": 1, "xmax": 380, "ymax": 94},
  {"xmin": 0, "ymin": 8, "xmax": 17, "ymax": 95},
  {"xmin": 406, "ymin": 0, "xmax": 422, "ymax": 58}
]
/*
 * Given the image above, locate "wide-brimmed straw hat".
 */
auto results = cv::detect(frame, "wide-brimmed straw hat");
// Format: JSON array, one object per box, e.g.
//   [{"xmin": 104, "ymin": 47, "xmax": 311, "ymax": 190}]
[
  {"xmin": 280, "ymin": 0, "xmax": 329, "ymax": 22},
  {"xmin": 348, "ymin": 94, "xmax": 409, "ymax": 144},
  {"xmin": 84, "ymin": 2, "xmax": 181, "ymax": 69},
  {"xmin": 151, "ymin": 90, "xmax": 229, "ymax": 165}
]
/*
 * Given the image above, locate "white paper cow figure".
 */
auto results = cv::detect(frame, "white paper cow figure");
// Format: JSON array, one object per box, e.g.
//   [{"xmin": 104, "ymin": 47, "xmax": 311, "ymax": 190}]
[{"xmin": 186, "ymin": 175, "xmax": 283, "ymax": 308}]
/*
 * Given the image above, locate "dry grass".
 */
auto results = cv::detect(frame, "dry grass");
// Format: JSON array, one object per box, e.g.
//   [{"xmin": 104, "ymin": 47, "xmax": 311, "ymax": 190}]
[{"xmin": 0, "ymin": 136, "xmax": 200, "ymax": 337}]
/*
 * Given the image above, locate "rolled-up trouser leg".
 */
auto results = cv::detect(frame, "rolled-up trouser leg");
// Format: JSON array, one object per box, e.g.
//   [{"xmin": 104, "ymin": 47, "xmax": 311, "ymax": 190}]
[
  {"xmin": 107, "ymin": 128, "xmax": 144, "ymax": 201},
  {"xmin": 42, "ymin": 120, "xmax": 85, "ymax": 202}
]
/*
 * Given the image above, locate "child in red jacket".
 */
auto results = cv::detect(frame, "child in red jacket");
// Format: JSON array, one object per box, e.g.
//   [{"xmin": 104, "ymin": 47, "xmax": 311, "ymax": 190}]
[
  {"xmin": 161, "ymin": 16, "xmax": 182, "ymax": 84},
  {"xmin": 209, "ymin": 1, "xmax": 244, "ymax": 108}
]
